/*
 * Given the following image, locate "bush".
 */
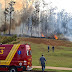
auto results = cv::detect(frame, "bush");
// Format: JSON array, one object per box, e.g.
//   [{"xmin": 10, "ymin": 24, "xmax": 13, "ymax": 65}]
[
  {"xmin": 12, "ymin": 35, "xmax": 17, "ymax": 41},
  {"xmin": 1, "ymin": 35, "xmax": 17, "ymax": 44},
  {"xmin": 1, "ymin": 36, "xmax": 8, "ymax": 44},
  {"xmin": 12, "ymin": 41, "xmax": 20, "ymax": 44},
  {"xmin": 12, "ymin": 34, "xmax": 17, "ymax": 38}
]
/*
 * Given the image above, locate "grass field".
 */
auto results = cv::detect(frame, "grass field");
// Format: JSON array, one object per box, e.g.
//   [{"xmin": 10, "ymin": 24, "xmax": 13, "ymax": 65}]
[
  {"xmin": 15, "ymin": 37, "xmax": 72, "ymax": 68},
  {"xmin": 31, "ymin": 43, "xmax": 72, "ymax": 67},
  {"xmin": 1, "ymin": 36, "xmax": 72, "ymax": 71}
]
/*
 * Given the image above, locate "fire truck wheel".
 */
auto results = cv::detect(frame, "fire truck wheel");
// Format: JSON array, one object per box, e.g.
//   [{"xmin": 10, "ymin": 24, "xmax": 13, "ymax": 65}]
[
  {"xmin": 23, "ymin": 66, "xmax": 26, "ymax": 71},
  {"xmin": 9, "ymin": 66, "xmax": 17, "ymax": 72}
]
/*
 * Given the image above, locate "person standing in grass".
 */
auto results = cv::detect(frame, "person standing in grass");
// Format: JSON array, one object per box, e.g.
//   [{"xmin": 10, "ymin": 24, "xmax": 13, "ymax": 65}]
[
  {"xmin": 52, "ymin": 46, "xmax": 54, "ymax": 52},
  {"xmin": 40, "ymin": 54, "xmax": 46, "ymax": 72},
  {"xmin": 48, "ymin": 45, "xmax": 50, "ymax": 52}
]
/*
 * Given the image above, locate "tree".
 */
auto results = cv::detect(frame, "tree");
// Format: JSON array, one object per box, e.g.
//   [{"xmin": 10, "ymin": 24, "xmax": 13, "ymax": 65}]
[
  {"xmin": 40, "ymin": 1, "xmax": 57, "ymax": 37},
  {"xmin": 57, "ymin": 9, "xmax": 72, "ymax": 35},
  {"xmin": 8, "ymin": 1, "xmax": 15, "ymax": 35}
]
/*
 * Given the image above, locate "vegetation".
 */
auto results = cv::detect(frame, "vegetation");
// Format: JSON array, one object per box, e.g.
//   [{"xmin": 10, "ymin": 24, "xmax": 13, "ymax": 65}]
[
  {"xmin": 15, "ymin": 37, "xmax": 72, "ymax": 68},
  {"xmin": 0, "ymin": 36, "xmax": 72, "ymax": 71},
  {"xmin": 31, "ymin": 43, "xmax": 72, "ymax": 68},
  {"xmin": 0, "ymin": 35, "xmax": 17, "ymax": 44}
]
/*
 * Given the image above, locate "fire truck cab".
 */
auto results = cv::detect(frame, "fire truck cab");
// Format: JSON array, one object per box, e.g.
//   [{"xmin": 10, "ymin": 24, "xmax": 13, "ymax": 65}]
[{"xmin": 0, "ymin": 44, "xmax": 32, "ymax": 72}]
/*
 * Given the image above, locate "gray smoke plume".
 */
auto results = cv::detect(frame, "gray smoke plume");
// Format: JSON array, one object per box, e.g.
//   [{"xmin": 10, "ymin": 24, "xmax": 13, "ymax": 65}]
[
  {"xmin": 0, "ymin": 0, "xmax": 72, "ymax": 42},
  {"xmin": 0, "ymin": 0, "xmax": 34, "ymax": 33},
  {"xmin": 57, "ymin": 10, "xmax": 72, "ymax": 41},
  {"xmin": 21, "ymin": 4, "xmax": 34, "ymax": 23},
  {"xmin": 31, "ymin": 0, "xmax": 72, "ymax": 41}
]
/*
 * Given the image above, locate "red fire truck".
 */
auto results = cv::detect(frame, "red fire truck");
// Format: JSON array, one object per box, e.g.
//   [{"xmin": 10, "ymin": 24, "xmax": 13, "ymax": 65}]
[{"xmin": 0, "ymin": 44, "xmax": 32, "ymax": 72}]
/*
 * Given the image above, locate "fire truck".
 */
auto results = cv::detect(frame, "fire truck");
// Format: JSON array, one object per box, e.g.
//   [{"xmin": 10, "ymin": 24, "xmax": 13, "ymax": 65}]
[{"xmin": 0, "ymin": 44, "xmax": 32, "ymax": 72}]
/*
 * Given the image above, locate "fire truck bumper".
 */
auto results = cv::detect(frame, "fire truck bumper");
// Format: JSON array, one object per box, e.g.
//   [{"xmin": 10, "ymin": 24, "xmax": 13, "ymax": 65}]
[
  {"xmin": 17, "ymin": 66, "xmax": 26, "ymax": 71},
  {"xmin": 27, "ymin": 66, "xmax": 33, "ymax": 70}
]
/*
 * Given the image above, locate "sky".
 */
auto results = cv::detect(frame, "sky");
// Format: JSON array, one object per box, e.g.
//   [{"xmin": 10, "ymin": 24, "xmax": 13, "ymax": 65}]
[
  {"xmin": 44, "ymin": 0, "xmax": 72, "ymax": 13},
  {"xmin": 0, "ymin": 0, "xmax": 72, "ymax": 13}
]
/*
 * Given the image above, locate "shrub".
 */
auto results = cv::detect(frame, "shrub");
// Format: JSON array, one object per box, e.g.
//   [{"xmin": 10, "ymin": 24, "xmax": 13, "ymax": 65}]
[
  {"xmin": 1, "ymin": 35, "xmax": 17, "ymax": 44},
  {"xmin": 12, "ymin": 34, "xmax": 17, "ymax": 38},
  {"xmin": 1, "ymin": 36, "xmax": 8, "ymax": 44}
]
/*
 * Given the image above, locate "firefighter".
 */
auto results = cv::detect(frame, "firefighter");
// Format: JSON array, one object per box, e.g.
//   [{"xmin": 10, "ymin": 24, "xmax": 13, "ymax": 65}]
[
  {"xmin": 40, "ymin": 54, "xmax": 46, "ymax": 72},
  {"xmin": 52, "ymin": 46, "xmax": 54, "ymax": 52},
  {"xmin": 48, "ymin": 45, "xmax": 50, "ymax": 52}
]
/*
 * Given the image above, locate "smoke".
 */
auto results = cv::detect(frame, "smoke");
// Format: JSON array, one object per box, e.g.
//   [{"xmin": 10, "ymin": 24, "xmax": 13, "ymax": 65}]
[
  {"xmin": 15, "ymin": 0, "xmax": 35, "ymax": 25},
  {"xmin": 0, "ymin": 0, "xmax": 35, "ymax": 33},
  {"xmin": 32, "ymin": 0, "xmax": 72, "ymax": 41},
  {"xmin": 0, "ymin": 24, "xmax": 8, "ymax": 32},
  {"xmin": 21, "ymin": 3, "xmax": 34, "ymax": 23},
  {"xmin": 0, "ymin": 0, "xmax": 72, "ymax": 41},
  {"xmin": 56, "ymin": 10, "xmax": 72, "ymax": 41}
]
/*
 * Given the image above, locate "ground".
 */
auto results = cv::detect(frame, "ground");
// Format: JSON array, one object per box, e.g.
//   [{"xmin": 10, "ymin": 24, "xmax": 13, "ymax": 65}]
[
  {"xmin": 26, "ymin": 70, "xmax": 55, "ymax": 72},
  {"xmin": 18, "ymin": 37, "xmax": 72, "ymax": 47}
]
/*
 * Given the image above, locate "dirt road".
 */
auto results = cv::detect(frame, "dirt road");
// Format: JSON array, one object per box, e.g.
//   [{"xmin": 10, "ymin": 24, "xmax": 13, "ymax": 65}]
[
  {"xmin": 32, "ymin": 66, "xmax": 72, "ymax": 70},
  {"xmin": 0, "ymin": 66, "xmax": 72, "ymax": 72}
]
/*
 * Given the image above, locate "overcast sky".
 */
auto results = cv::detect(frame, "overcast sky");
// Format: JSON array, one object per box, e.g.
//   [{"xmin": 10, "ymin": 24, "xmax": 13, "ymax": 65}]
[
  {"xmin": 44, "ymin": 0, "xmax": 72, "ymax": 13},
  {"xmin": 0, "ymin": 0, "xmax": 72, "ymax": 13}
]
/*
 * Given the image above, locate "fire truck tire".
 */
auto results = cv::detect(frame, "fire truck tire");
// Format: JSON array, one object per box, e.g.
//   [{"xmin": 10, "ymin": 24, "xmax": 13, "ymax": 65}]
[
  {"xmin": 9, "ymin": 66, "xmax": 17, "ymax": 72},
  {"xmin": 23, "ymin": 66, "xmax": 26, "ymax": 71}
]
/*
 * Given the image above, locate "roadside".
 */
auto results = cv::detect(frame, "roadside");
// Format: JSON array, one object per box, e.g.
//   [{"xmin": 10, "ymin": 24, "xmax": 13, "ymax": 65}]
[{"xmin": 32, "ymin": 66, "xmax": 72, "ymax": 70}]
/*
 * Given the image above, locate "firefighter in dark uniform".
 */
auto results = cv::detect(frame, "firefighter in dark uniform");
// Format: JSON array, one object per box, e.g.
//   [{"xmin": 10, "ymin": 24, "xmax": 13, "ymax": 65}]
[
  {"xmin": 52, "ymin": 46, "xmax": 54, "ymax": 52},
  {"xmin": 40, "ymin": 54, "xmax": 46, "ymax": 72},
  {"xmin": 48, "ymin": 45, "xmax": 50, "ymax": 52}
]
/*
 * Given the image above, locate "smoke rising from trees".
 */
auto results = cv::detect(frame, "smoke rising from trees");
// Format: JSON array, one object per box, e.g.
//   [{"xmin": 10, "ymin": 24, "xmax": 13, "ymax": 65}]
[{"xmin": 0, "ymin": 0, "xmax": 72, "ymax": 41}]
